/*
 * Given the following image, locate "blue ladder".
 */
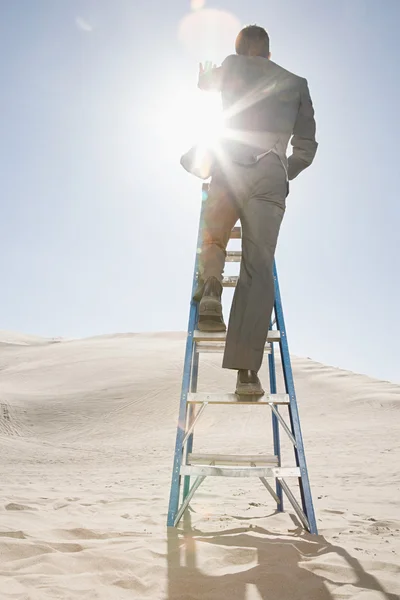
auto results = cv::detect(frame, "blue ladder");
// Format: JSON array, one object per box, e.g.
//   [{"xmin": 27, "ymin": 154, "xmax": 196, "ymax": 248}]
[{"xmin": 167, "ymin": 183, "xmax": 318, "ymax": 534}]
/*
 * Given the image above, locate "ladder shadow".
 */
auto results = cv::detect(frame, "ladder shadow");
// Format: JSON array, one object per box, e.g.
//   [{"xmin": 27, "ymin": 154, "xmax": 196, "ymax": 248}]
[{"xmin": 166, "ymin": 512, "xmax": 397, "ymax": 600}]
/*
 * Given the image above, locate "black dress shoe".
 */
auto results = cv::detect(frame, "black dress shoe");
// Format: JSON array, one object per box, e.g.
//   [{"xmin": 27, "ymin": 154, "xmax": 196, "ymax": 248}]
[{"xmin": 235, "ymin": 370, "xmax": 264, "ymax": 396}]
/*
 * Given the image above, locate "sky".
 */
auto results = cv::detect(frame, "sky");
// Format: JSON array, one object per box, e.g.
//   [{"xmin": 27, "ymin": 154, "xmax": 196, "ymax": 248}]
[{"xmin": 0, "ymin": 0, "xmax": 399, "ymax": 383}]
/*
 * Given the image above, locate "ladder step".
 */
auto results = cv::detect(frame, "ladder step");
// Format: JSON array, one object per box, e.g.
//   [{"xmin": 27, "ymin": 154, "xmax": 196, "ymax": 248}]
[
  {"xmin": 223, "ymin": 276, "xmax": 238, "ymax": 287},
  {"xmin": 194, "ymin": 330, "xmax": 281, "ymax": 343},
  {"xmin": 230, "ymin": 227, "xmax": 241, "ymax": 239},
  {"xmin": 195, "ymin": 341, "xmax": 271, "ymax": 354},
  {"xmin": 226, "ymin": 251, "xmax": 242, "ymax": 262},
  {"xmin": 188, "ymin": 453, "xmax": 279, "ymax": 466},
  {"xmin": 187, "ymin": 392, "xmax": 290, "ymax": 405},
  {"xmin": 180, "ymin": 465, "xmax": 301, "ymax": 478}
]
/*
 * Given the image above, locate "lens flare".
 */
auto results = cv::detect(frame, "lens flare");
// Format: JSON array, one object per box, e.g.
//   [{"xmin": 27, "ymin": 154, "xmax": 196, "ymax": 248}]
[
  {"xmin": 191, "ymin": 0, "xmax": 205, "ymax": 9},
  {"xmin": 178, "ymin": 8, "xmax": 241, "ymax": 63}
]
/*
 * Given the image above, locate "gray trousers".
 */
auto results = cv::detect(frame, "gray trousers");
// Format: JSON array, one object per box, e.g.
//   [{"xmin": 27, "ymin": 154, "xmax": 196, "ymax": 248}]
[{"xmin": 199, "ymin": 152, "xmax": 287, "ymax": 372}]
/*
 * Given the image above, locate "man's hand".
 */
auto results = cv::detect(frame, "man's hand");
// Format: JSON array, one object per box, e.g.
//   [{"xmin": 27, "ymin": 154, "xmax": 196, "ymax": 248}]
[
  {"xmin": 287, "ymin": 78, "xmax": 318, "ymax": 180},
  {"xmin": 198, "ymin": 61, "xmax": 221, "ymax": 91},
  {"xmin": 199, "ymin": 61, "xmax": 216, "ymax": 76}
]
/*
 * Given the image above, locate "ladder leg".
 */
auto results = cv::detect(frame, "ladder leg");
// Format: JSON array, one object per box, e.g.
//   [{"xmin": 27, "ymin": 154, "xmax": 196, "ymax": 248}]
[
  {"xmin": 167, "ymin": 188, "xmax": 207, "ymax": 527},
  {"xmin": 183, "ymin": 351, "xmax": 200, "ymax": 499},
  {"xmin": 268, "ymin": 334, "xmax": 284, "ymax": 511},
  {"xmin": 183, "ymin": 404, "xmax": 194, "ymax": 501},
  {"xmin": 273, "ymin": 262, "xmax": 318, "ymax": 534},
  {"xmin": 167, "ymin": 312, "xmax": 196, "ymax": 527},
  {"xmin": 174, "ymin": 475, "xmax": 206, "ymax": 527}
]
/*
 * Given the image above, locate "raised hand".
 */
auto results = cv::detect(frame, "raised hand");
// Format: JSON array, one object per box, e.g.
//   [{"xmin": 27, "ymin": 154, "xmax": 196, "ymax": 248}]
[
  {"xmin": 198, "ymin": 62, "xmax": 221, "ymax": 91},
  {"xmin": 199, "ymin": 61, "xmax": 216, "ymax": 76}
]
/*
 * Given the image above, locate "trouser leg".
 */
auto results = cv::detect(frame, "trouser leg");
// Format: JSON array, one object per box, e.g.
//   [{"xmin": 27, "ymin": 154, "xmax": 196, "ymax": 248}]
[
  {"xmin": 198, "ymin": 176, "xmax": 239, "ymax": 286},
  {"xmin": 223, "ymin": 156, "xmax": 286, "ymax": 372}
]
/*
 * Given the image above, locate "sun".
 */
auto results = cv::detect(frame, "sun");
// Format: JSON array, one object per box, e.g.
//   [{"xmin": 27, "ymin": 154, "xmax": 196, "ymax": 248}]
[
  {"xmin": 154, "ymin": 85, "xmax": 226, "ymax": 154},
  {"xmin": 191, "ymin": 91, "xmax": 225, "ymax": 146}
]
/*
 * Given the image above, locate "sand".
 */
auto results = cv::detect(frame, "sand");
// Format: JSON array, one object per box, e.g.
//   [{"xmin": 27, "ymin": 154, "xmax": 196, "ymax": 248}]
[{"xmin": 0, "ymin": 330, "xmax": 399, "ymax": 600}]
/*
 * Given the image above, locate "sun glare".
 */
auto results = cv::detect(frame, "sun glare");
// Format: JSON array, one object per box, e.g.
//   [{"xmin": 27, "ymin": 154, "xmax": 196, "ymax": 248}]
[
  {"xmin": 192, "ymin": 93, "xmax": 225, "ymax": 146},
  {"xmin": 155, "ymin": 86, "xmax": 225, "ymax": 154}
]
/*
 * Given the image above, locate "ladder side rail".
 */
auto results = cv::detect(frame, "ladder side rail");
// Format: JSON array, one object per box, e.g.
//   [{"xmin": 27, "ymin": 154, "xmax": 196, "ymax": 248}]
[
  {"xmin": 183, "ymin": 352, "xmax": 200, "ymax": 499},
  {"xmin": 167, "ymin": 185, "xmax": 208, "ymax": 526},
  {"xmin": 268, "ymin": 319, "xmax": 283, "ymax": 510},
  {"xmin": 273, "ymin": 261, "xmax": 318, "ymax": 534}
]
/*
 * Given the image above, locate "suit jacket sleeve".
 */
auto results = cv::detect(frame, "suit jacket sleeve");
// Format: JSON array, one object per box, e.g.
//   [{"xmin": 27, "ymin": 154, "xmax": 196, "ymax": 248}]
[{"xmin": 287, "ymin": 78, "xmax": 318, "ymax": 180}]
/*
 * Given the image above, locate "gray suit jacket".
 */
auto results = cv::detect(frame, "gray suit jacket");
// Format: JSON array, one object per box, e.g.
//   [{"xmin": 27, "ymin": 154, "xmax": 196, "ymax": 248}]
[{"xmin": 198, "ymin": 55, "xmax": 318, "ymax": 180}]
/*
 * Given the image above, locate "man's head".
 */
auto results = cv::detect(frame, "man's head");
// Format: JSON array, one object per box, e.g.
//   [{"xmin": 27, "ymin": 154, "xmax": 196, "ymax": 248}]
[{"xmin": 235, "ymin": 25, "xmax": 270, "ymax": 59}]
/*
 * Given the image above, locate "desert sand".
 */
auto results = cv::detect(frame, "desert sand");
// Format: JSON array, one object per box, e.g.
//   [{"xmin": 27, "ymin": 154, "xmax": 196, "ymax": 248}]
[{"xmin": 0, "ymin": 330, "xmax": 399, "ymax": 599}]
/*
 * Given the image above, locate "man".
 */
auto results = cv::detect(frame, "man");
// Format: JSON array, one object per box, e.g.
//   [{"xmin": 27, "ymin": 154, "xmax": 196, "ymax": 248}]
[{"xmin": 188, "ymin": 25, "xmax": 318, "ymax": 395}]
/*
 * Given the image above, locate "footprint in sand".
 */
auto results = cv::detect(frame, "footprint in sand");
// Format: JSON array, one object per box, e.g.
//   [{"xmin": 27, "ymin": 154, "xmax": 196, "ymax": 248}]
[
  {"xmin": 324, "ymin": 509, "xmax": 345, "ymax": 515},
  {"xmin": 0, "ymin": 530, "xmax": 26, "ymax": 539},
  {"xmin": 5, "ymin": 503, "xmax": 37, "ymax": 511}
]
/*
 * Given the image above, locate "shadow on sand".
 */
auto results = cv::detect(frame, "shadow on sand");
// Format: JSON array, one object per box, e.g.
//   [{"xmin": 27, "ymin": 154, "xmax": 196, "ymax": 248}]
[{"xmin": 167, "ymin": 512, "xmax": 397, "ymax": 600}]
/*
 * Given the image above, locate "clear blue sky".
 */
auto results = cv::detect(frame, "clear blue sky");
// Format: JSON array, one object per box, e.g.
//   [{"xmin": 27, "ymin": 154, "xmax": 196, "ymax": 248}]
[{"xmin": 0, "ymin": 0, "xmax": 399, "ymax": 383}]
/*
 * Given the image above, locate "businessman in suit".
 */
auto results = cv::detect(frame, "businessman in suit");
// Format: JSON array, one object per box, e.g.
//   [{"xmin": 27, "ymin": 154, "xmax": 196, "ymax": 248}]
[{"xmin": 191, "ymin": 25, "xmax": 318, "ymax": 395}]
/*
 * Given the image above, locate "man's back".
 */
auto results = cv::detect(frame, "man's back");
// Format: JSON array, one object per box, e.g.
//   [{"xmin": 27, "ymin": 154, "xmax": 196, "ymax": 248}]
[
  {"xmin": 191, "ymin": 24, "xmax": 319, "ymax": 394},
  {"xmin": 199, "ymin": 54, "xmax": 318, "ymax": 180}
]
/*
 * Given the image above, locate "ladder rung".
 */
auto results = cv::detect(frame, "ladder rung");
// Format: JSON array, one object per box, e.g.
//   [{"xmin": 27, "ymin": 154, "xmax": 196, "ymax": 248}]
[
  {"xmin": 226, "ymin": 251, "xmax": 241, "ymax": 262},
  {"xmin": 187, "ymin": 392, "xmax": 290, "ymax": 405},
  {"xmin": 223, "ymin": 276, "xmax": 238, "ymax": 287},
  {"xmin": 188, "ymin": 453, "xmax": 279, "ymax": 466},
  {"xmin": 230, "ymin": 227, "xmax": 241, "ymax": 239},
  {"xmin": 194, "ymin": 330, "xmax": 281, "ymax": 343},
  {"xmin": 180, "ymin": 465, "xmax": 300, "ymax": 478},
  {"xmin": 196, "ymin": 341, "xmax": 271, "ymax": 354}
]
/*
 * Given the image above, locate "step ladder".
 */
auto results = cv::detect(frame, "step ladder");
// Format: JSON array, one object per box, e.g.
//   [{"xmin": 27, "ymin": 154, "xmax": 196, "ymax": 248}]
[{"xmin": 167, "ymin": 183, "xmax": 318, "ymax": 534}]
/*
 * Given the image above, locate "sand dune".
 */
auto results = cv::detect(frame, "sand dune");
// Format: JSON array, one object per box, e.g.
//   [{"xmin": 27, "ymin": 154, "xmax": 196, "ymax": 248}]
[
  {"xmin": 0, "ymin": 332, "xmax": 399, "ymax": 599},
  {"xmin": 0, "ymin": 330, "xmax": 61, "ymax": 347}
]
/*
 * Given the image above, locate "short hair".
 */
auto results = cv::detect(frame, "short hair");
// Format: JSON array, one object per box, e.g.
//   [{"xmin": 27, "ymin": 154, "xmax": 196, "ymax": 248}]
[{"xmin": 235, "ymin": 25, "xmax": 270, "ymax": 59}]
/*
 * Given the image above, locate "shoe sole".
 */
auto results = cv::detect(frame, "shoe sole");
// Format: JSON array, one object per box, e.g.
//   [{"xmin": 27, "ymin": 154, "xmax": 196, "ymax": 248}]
[
  {"xmin": 198, "ymin": 296, "xmax": 225, "ymax": 331},
  {"xmin": 197, "ymin": 318, "xmax": 227, "ymax": 332},
  {"xmin": 236, "ymin": 394, "xmax": 264, "ymax": 402},
  {"xmin": 235, "ymin": 383, "xmax": 265, "ymax": 396},
  {"xmin": 199, "ymin": 297, "xmax": 223, "ymax": 316}
]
